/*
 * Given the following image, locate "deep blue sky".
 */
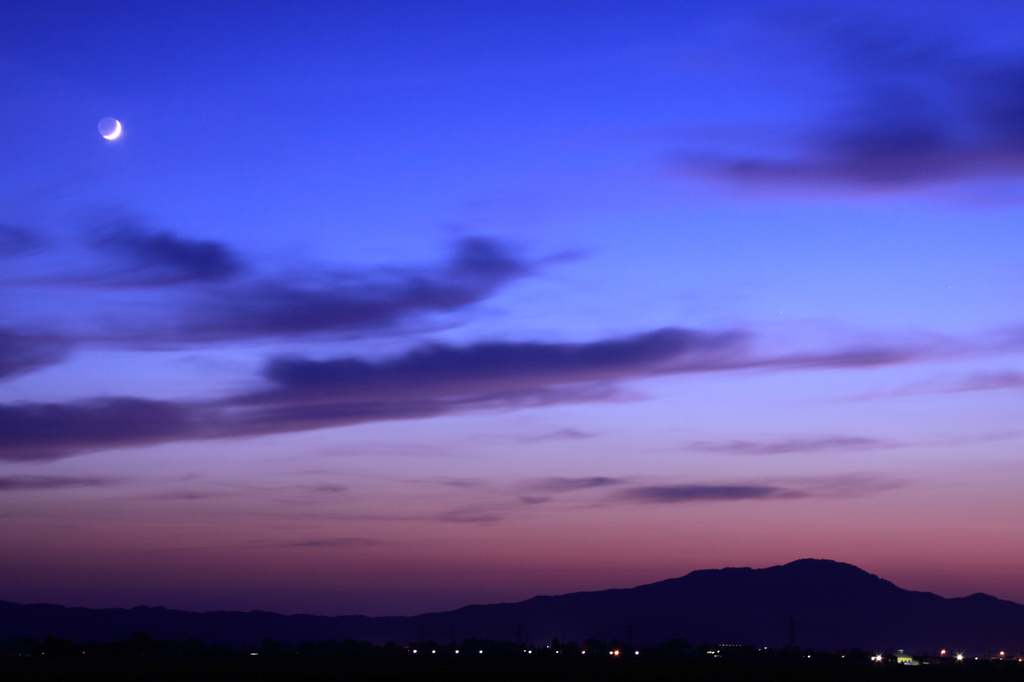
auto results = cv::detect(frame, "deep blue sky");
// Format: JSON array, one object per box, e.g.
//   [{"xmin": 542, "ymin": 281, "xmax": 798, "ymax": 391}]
[{"xmin": 1, "ymin": 1, "xmax": 1023, "ymax": 616}]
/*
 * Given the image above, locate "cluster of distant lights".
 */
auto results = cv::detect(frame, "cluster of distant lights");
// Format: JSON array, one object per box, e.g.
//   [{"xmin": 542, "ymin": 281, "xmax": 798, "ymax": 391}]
[
  {"xmin": 409, "ymin": 647, "xmax": 641, "ymax": 656},
  {"xmin": 868, "ymin": 650, "xmax": 1020, "ymax": 663},
  {"xmin": 403, "ymin": 647, "xmax": 1020, "ymax": 662},
  {"xmin": 63, "ymin": 644, "xmax": 1023, "ymax": 661},
  {"xmin": 68, "ymin": 645, "xmax": 1020, "ymax": 662},
  {"xmin": 411, "ymin": 649, "xmax": 486, "ymax": 655}
]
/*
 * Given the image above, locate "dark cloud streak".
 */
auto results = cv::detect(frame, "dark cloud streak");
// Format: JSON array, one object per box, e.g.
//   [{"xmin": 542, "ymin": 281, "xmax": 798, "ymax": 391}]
[
  {"xmin": 0, "ymin": 397, "xmax": 204, "ymax": 461},
  {"xmin": 620, "ymin": 485, "xmax": 784, "ymax": 503},
  {"xmin": 85, "ymin": 220, "xmax": 243, "ymax": 287},
  {"xmin": 0, "ymin": 475, "xmax": 108, "ymax": 491},
  {"xmin": 616, "ymin": 474, "xmax": 905, "ymax": 504},
  {"xmin": 180, "ymin": 237, "xmax": 529, "ymax": 341},
  {"xmin": 688, "ymin": 435, "xmax": 898, "ymax": 455},
  {"xmin": 0, "ymin": 330, "xmax": 71, "ymax": 381},
  {"xmin": 0, "ymin": 224, "xmax": 43, "ymax": 257},
  {"xmin": 525, "ymin": 477, "xmax": 624, "ymax": 493},
  {"xmin": 857, "ymin": 370, "xmax": 1024, "ymax": 400},
  {"xmin": 3, "ymin": 230, "xmax": 532, "ymax": 347},
  {"xmin": 289, "ymin": 537, "xmax": 382, "ymax": 548},
  {"xmin": 679, "ymin": 20, "xmax": 1024, "ymax": 192},
  {"xmin": 252, "ymin": 327, "xmax": 740, "ymax": 405},
  {"xmin": 0, "ymin": 326, "xmax": 958, "ymax": 461}
]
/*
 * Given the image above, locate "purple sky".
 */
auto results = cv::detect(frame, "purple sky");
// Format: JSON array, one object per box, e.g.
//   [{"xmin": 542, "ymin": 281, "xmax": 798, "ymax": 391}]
[{"xmin": 2, "ymin": 0, "xmax": 1024, "ymax": 617}]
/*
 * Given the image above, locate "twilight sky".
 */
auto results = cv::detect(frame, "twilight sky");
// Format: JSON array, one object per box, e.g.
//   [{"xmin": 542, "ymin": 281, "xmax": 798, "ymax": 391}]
[{"xmin": 2, "ymin": 0, "xmax": 1024, "ymax": 617}]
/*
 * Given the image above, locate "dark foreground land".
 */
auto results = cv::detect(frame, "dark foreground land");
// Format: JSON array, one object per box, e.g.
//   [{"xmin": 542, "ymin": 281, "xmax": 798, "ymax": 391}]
[
  {"xmin": 3, "ymin": 634, "xmax": 1022, "ymax": 682},
  {"xmin": 3, "ymin": 657, "xmax": 1024, "ymax": 682},
  {"xmin": 7, "ymin": 561, "xmax": 1024, "ymax": 653}
]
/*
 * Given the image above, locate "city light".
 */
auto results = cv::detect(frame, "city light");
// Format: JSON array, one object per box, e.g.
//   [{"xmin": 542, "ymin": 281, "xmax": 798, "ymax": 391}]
[{"xmin": 956, "ymin": 654, "xmax": 964, "ymax": 661}]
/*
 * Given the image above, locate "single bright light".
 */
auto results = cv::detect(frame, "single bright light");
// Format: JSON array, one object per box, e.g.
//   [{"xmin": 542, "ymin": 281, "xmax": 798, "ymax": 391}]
[{"xmin": 956, "ymin": 654, "xmax": 963, "ymax": 661}]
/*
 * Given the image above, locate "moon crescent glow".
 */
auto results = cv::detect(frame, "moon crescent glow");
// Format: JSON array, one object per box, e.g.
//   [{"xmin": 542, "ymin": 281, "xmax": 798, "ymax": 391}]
[{"xmin": 99, "ymin": 118, "xmax": 122, "ymax": 140}]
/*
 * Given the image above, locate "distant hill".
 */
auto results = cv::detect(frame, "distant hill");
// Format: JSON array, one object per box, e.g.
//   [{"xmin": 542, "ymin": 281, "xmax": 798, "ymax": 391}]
[{"xmin": 3, "ymin": 559, "xmax": 1023, "ymax": 652}]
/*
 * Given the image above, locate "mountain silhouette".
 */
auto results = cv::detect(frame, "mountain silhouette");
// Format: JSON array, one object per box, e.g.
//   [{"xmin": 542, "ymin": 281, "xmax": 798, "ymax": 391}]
[{"xmin": 2, "ymin": 559, "xmax": 1022, "ymax": 652}]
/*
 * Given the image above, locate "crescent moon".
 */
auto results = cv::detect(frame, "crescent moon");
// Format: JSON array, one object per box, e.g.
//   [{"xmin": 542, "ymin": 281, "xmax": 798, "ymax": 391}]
[{"xmin": 101, "ymin": 119, "xmax": 122, "ymax": 140}]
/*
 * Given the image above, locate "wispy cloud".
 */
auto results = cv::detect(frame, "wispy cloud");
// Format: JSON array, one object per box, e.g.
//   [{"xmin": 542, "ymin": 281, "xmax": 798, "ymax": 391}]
[
  {"xmin": 0, "ymin": 329, "xmax": 71, "ymax": 380},
  {"xmin": 0, "ymin": 224, "xmax": 43, "ymax": 257},
  {"xmin": 616, "ymin": 474, "xmax": 906, "ymax": 504},
  {"xmin": 147, "ymin": 490, "xmax": 220, "ymax": 501},
  {"xmin": 435, "ymin": 478, "xmax": 484, "ymax": 489},
  {"xmin": 678, "ymin": 17, "xmax": 1024, "ymax": 193},
  {"xmin": 0, "ymin": 475, "xmax": 109, "ymax": 491},
  {"xmin": 782, "ymin": 473, "xmax": 907, "ymax": 499},
  {"xmin": 0, "ymin": 228, "xmax": 533, "ymax": 350},
  {"xmin": 620, "ymin": 484, "xmax": 785, "ymax": 503},
  {"xmin": 519, "ymin": 428, "xmax": 594, "ymax": 442},
  {"xmin": 687, "ymin": 435, "xmax": 899, "ymax": 455},
  {"xmin": 523, "ymin": 477, "xmax": 624, "ymax": 493},
  {"xmin": 855, "ymin": 370, "xmax": 1024, "ymax": 400},
  {"xmin": 171, "ymin": 236, "xmax": 530, "ymax": 343},
  {"xmin": 309, "ymin": 484, "xmax": 348, "ymax": 494},
  {"xmin": 434, "ymin": 507, "xmax": 505, "ymax": 524},
  {"xmin": 0, "ymin": 397, "xmax": 202, "ymax": 461},
  {"xmin": 83, "ymin": 219, "xmax": 243, "ymax": 287},
  {"xmin": 288, "ymin": 537, "xmax": 382, "ymax": 548},
  {"xmin": 249, "ymin": 327, "xmax": 739, "ymax": 406}
]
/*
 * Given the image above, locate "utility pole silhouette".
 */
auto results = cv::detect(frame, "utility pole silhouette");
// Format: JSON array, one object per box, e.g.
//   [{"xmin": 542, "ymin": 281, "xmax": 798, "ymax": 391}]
[{"xmin": 788, "ymin": 616, "xmax": 796, "ymax": 648}]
